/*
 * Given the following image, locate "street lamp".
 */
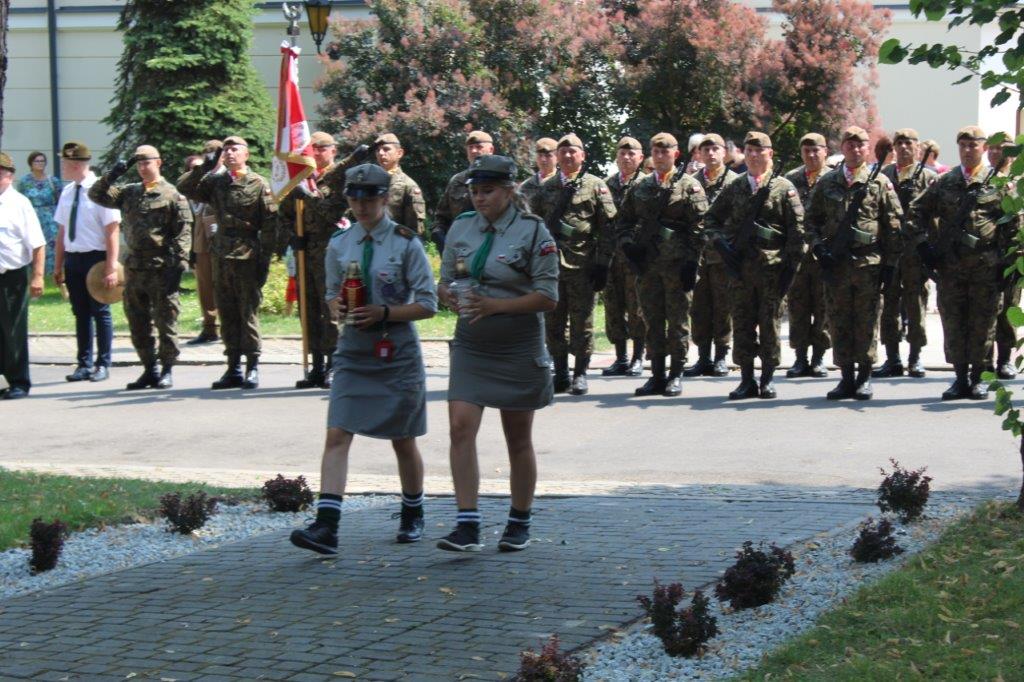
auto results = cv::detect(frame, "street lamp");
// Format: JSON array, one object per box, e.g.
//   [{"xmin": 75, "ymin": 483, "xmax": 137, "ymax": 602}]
[{"xmin": 304, "ymin": 0, "xmax": 333, "ymax": 54}]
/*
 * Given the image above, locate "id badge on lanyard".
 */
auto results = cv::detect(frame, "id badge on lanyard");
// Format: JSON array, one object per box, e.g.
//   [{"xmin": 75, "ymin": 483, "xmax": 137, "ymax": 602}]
[{"xmin": 374, "ymin": 328, "xmax": 395, "ymax": 362}]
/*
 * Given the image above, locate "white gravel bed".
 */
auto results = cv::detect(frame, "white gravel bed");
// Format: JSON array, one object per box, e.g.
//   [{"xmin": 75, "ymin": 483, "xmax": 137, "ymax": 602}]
[
  {"xmin": 0, "ymin": 495, "xmax": 394, "ymax": 601},
  {"xmin": 583, "ymin": 495, "xmax": 984, "ymax": 681}
]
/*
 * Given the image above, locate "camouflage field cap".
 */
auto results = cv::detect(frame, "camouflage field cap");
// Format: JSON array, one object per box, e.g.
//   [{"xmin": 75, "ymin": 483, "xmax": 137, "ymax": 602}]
[
  {"xmin": 535, "ymin": 137, "xmax": 558, "ymax": 153},
  {"xmin": 61, "ymin": 141, "xmax": 91, "ymax": 161},
  {"xmin": 311, "ymin": 131, "xmax": 337, "ymax": 147},
  {"xmin": 344, "ymin": 163, "xmax": 390, "ymax": 198},
  {"xmin": 743, "ymin": 131, "xmax": 772, "ymax": 148},
  {"xmin": 134, "ymin": 145, "xmax": 160, "ymax": 161},
  {"xmin": 466, "ymin": 155, "xmax": 517, "ymax": 184},
  {"xmin": 892, "ymin": 128, "xmax": 919, "ymax": 143},
  {"xmin": 465, "ymin": 130, "xmax": 493, "ymax": 145},
  {"xmin": 0, "ymin": 152, "xmax": 14, "ymax": 172},
  {"xmin": 373, "ymin": 132, "xmax": 400, "ymax": 147},
  {"xmin": 202, "ymin": 139, "xmax": 223, "ymax": 154},
  {"xmin": 222, "ymin": 135, "xmax": 248, "ymax": 148},
  {"xmin": 799, "ymin": 132, "xmax": 827, "ymax": 147},
  {"xmin": 956, "ymin": 125, "xmax": 986, "ymax": 142},
  {"xmin": 650, "ymin": 132, "xmax": 679, "ymax": 149},
  {"xmin": 616, "ymin": 136, "xmax": 643, "ymax": 151},
  {"xmin": 699, "ymin": 133, "xmax": 725, "ymax": 149},
  {"xmin": 840, "ymin": 126, "xmax": 870, "ymax": 143},
  {"xmin": 991, "ymin": 131, "xmax": 1014, "ymax": 147},
  {"xmin": 557, "ymin": 133, "xmax": 584, "ymax": 149}
]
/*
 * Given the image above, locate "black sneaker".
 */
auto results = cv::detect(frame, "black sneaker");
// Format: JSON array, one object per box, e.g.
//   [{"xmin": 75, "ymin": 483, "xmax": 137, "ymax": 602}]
[
  {"xmin": 498, "ymin": 522, "xmax": 530, "ymax": 552},
  {"xmin": 437, "ymin": 523, "xmax": 482, "ymax": 552},
  {"xmin": 289, "ymin": 520, "xmax": 338, "ymax": 555},
  {"xmin": 393, "ymin": 507, "xmax": 425, "ymax": 543}
]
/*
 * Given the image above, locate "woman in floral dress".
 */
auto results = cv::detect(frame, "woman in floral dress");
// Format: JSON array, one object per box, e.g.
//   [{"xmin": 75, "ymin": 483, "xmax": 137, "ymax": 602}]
[{"xmin": 16, "ymin": 151, "xmax": 63, "ymax": 275}]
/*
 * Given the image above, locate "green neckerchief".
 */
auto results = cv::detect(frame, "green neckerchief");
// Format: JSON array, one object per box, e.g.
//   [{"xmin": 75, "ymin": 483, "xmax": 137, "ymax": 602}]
[
  {"xmin": 360, "ymin": 235, "xmax": 374, "ymax": 304},
  {"xmin": 471, "ymin": 228, "xmax": 494, "ymax": 281}
]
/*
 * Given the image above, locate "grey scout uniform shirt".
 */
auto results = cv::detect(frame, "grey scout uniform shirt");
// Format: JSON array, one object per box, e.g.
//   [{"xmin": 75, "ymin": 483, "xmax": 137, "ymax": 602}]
[
  {"xmin": 441, "ymin": 205, "xmax": 560, "ymax": 303},
  {"xmin": 89, "ymin": 177, "xmax": 192, "ymax": 270}
]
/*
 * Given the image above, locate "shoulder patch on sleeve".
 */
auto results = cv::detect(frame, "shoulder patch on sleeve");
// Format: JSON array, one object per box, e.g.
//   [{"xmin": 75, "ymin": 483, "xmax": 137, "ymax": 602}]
[
  {"xmin": 787, "ymin": 189, "xmax": 796, "ymax": 197},
  {"xmin": 537, "ymin": 239, "xmax": 558, "ymax": 257},
  {"xmin": 394, "ymin": 225, "xmax": 415, "ymax": 240}
]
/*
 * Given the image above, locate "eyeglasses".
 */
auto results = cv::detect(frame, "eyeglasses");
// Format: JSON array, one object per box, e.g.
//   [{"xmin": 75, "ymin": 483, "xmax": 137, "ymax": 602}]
[{"xmin": 31, "ymin": 159, "xmax": 46, "ymax": 164}]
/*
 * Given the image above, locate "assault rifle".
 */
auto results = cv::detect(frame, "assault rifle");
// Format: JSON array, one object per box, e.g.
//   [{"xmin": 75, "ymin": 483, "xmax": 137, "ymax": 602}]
[
  {"xmin": 714, "ymin": 158, "xmax": 786, "ymax": 282},
  {"xmin": 645, "ymin": 162, "xmax": 692, "ymax": 242},
  {"xmin": 544, "ymin": 162, "xmax": 592, "ymax": 242}
]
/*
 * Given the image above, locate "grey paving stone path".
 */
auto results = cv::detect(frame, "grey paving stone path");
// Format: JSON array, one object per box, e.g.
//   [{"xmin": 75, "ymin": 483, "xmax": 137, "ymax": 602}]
[{"xmin": 0, "ymin": 492, "xmax": 874, "ymax": 681}]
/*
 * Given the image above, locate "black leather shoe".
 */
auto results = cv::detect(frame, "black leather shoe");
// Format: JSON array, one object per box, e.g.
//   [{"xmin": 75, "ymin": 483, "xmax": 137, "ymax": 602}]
[
  {"xmin": 212, "ymin": 357, "xmax": 243, "ymax": 390},
  {"xmin": 872, "ymin": 345, "xmax": 904, "ymax": 378},
  {"xmin": 394, "ymin": 506, "xmax": 425, "ymax": 543},
  {"xmin": 907, "ymin": 347, "xmax": 926, "ymax": 378},
  {"xmin": 156, "ymin": 367, "xmax": 173, "ymax": 389},
  {"xmin": 997, "ymin": 362, "xmax": 1017, "ymax": 380},
  {"xmin": 296, "ymin": 354, "xmax": 327, "ymax": 389},
  {"xmin": 627, "ymin": 356, "xmax": 644, "ymax": 376},
  {"xmin": 185, "ymin": 331, "xmax": 219, "ymax": 346},
  {"xmin": 126, "ymin": 365, "xmax": 159, "ymax": 391},
  {"xmin": 710, "ymin": 346, "xmax": 730, "ymax": 377},
  {"xmin": 854, "ymin": 364, "xmax": 873, "ymax": 400},
  {"xmin": 3, "ymin": 386, "xmax": 29, "ymax": 400},
  {"xmin": 758, "ymin": 365, "xmax": 777, "ymax": 399},
  {"xmin": 241, "ymin": 357, "xmax": 259, "ymax": 389},
  {"xmin": 601, "ymin": 357, "xmax": 630, "ymax": 376},
  {"xmin": 663, "ymin": 374, "xmax": 682, "ymax": 397},
  {"xmin": 289, "ymin": 520, "xmax": 338, "ymax": 555},
  {"xmin": 683, "ymin": 357, "xmax": 712, "ymax": 377},
  {"xmin": 969, "ymin": 365, "xmax": 989, "ymax": 400},
  {"xmin": 553, "ymin": 355, "xmax": 570, "ymax": 393},
  {"xmin": 66, "ymin": 366, "xmax": 92, "ymax": 382},
  {"xmin": 569, "ymin": 373, "xmax": 589, "ymax": 395},
  {"xmin": 635, "ymin": 357, "xmax": 667, "ymax": 396},
  {"xmin": 89, "ymin": 366, "xmax": 109, "ymax": 382},
  {"xmin": 827, "ymin": 365, "xmax": 857, "ymax": 400},
  {"xmin": 786, "ymin": 350, "xmax": 810, "ymax": 378},
  {"xmin": 942, "ymin": 365, "xmax": 971, "ymax": 401},
  {"xmin": 729, "ymin": 364, "xmax": 759, "ymax": 400},
  {"xmin": 809, "ymin": 348, "xmax": 828, "ymax": 377}
]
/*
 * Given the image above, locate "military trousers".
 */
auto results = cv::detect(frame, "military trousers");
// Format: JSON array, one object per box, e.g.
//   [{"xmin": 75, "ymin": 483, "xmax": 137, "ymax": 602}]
[
  {"xmin": 298, "ymin": 237, "xmax": 339, "ymax": 355},
  {"xmin": 936, "ymin": 259, "xmax": 1000, "ymax": 365},
  {"xmin": 729, "ymin": 259, "xmax": 783, "ymax": 366},
  {"xmin": 0, "ymin": 266, "xmax": 31, "ymax": 391},
  {"xmin": 691, "ymin": 259, "xmax": 732, "ymax": 349},
  {"xmin": 124, "ymin": 267, "xmax": 181, "ymax": 367},
  {"xmin": 212, "ymin": 258, "xmax": 263, "ymax": 357},
  {"xmin": 996, "ymin": 279, "xmax": 1022, "ymax": 349},
  {"xmin": 879, "ymin": 252, "xmax": 928, "ymax": 348},
  {"xmin": 823, "ymin": 263, "xmax": 882, "ymax": 366},
  {"xmin": 602, "ymin": 255, "xmax": 645, "ymax": 345},
  {"xmin": 786, "ymin": 252, "xmax": 830, "ymax": 351},
  {"xmin": 637, "ymin": 259, "xmax": 692, "ymax": 359},
  {"xmin": 545, "ymin": 268, "xmax": 596, "ymax": 359}
]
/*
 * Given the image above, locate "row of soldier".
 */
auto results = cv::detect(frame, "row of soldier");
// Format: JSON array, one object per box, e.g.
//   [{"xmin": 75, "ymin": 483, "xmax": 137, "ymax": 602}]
[{"xmin": 59, "ymin": 123, "xmax": 1017, "ymax": 403}]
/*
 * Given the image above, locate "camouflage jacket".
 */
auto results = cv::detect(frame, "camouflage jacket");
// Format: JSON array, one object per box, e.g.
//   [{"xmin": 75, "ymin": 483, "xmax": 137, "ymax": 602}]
[
  {"xmin": 278, "ymin": 163, "xmax": 344, "ymax": 244},
  {"xmin": 615, "ymin": 169, "xmax": 709, "ymax": 265},
  {"xmin": 519, "ymin": 171, "xmax": 556, "ymax": 206},
  {"xmin": 89, "ymin": 176, "xmax": 192, "ymax": 269},
  {"xmin": 605, "ymin": 168, "xmax": 647, "ymax": 209},
  {"xmin": 529, "ymin": 171, "xmax": 617, "ymax": 270},
  {"xmin": 804, "ymin": 165, "xmax": 903, "ymax": 268},
  {"xmin": 177, "ymin": 168, "xmax": 278, "ymax": 261},
  {"xmin": 434, "ymin": 168, "xmax": 473, "ymax": 235},
  {"xmin": 693, "ymin": 167, "xmax": 738, "ymax": 264},
  {"xmin": 783, "ymin": 166, "xmax": 823, "ymax": 209},
  {"xmin": 909, "ymin": 166, "xmax": 1020, "ymax": 268},
  {"xmin": 704, "ymin": 173, "xmax": 805, "ymax": 266},
  {"xmin": 881, "ymin": 163, "xmax": 938, "ymax": 246},
  {"xmin": 385, "ymin": 167, "xmax": 427, "ymax": 235}
]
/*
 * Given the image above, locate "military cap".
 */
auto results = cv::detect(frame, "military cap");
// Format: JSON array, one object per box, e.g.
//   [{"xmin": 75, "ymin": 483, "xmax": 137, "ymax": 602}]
[
  {"xmin": 465, "ymin": 154, "xmax": 517, "ymax": 184},
  {"xmin": 557, "ymin": 133, "xmax": 584, "ymax": 149},
  {"xmin": 698, "ymin": 133, "xmax": 725, "ymax": 149},
  {"xmin": 61, "ymin": 141, "xmax": 91, "ymax": 161},
  {"xmin": 343, "ymin": 163, "xmax": 391, "ymax": 198},
  {"xmin": 466, "ymin": 130, "xmax": 493, "ymax": 145},
  {"xmin": 743, "ymin": 131, "xmax": 772, "ymax": 148},
  {"xmin": 374, "ymin": 132, "xmax": 400, "ymax": 147},
  {"xmin": 616, "ymin": 136, "xmax": 643, "ymax": 151},
  {"xmin": 991, "ymin": 131, "xmax": 1014, "ymax": 147},
  {"xmin": 892, "ymin": 128, "xmax": 919, "ymax": 143},
  {"xmin": 0, "ymin": 152, "xmax": 15, "ymax": 172},
  {"xmin": 841, "ymin": 126, "xmax": 870, "ymax": 143},
  {"xmin": 222, "ymin": 135, "xmax": 248, "ymax": 148},
  {"xmin": 799, "ymin": 132, "xmax": 827, "ymax": 147},
  {"xmin": 650, "ymin": 132, "xmax": 679, "ymax": 149},
  {"xmin": 133, "ymin": 145, "xmax": 160, "ymax": 161},
  {"xmin": 535, "ymin": 137, "xmax": 558, "ymax": 153},
  {"xmin": 956, "ymin": 125, "xmax": 986, "ymax": 142},
  {"xmin": 311, "ymin": 131, "xmax": 337, "ymax": 147},
  {"xmin": 688, "ymin": 133, "xmax": 706, "ymax": 153},
  {"xmin": 202, "ymin": 139, "xmax": 223, "ymax": 154}
]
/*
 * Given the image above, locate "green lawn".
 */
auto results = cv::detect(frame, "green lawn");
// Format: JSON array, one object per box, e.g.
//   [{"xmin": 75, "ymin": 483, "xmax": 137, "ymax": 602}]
[
  {"xmin": 0, "ymin": 468, "xmax": 259, "ymax": 551},
  {"xmin": 740, "ymin": 501, "xmax": 1024, "ymax": 680}
]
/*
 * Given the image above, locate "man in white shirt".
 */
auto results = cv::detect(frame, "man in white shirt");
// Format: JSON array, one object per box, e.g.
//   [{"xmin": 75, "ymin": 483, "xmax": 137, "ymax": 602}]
[
  {"xmin": 0, "ymin": 152, "xmax": 46, "ymax": 399},
  {"xmin": 53, "ymin": 141, "xmax": 121, "ymax": 382}
]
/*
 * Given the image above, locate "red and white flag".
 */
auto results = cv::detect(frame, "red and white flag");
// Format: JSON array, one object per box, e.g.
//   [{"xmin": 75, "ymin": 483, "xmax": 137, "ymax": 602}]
[{"xmin": 271, "ymin": 41, "xmax": 316, "ymax": 201}]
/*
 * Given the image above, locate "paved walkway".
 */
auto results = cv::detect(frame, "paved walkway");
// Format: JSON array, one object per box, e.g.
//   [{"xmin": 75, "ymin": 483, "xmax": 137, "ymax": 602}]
[{"xmin": 0, "ymin": 492, "xmax": 874, "ymax": 681}]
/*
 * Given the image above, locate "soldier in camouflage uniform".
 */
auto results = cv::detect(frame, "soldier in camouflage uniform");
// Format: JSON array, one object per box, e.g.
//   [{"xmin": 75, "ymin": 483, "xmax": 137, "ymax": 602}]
[
  {"xmin": 278, "ymin": 131, "xmax": 341, "ymax": 389},
  {"xmin": 987, "ymin": 133, "xmax": 1020, "ymax": 379},
  {"xmin": 374, "ymin": 132, "xmax": 427, "ymax": 235},
  {"xmin": 601, "ymin": 136, "xmax": 647, "ymax": 377},
  {"xmin": 686, "ymin": 133, "xmax": 738, "ymax": 377},
  {"xmin": 529, "ymin": 133, "xmax": 616, "ymax": 395},
  {"xmin": 911, "ymin": 125, "xmax": 1020, "ymax": 400},
  {"xmin": 90, "ymin": 145, "xmax": 192, "ymax": 390},
  {"xmin": 519, "ymin": 138, "xmax": 558, "ymax": 206},
  {"xmin": 806, "ymin": 126, "xmax": 903, "ymax": 401},
  {"xmin": 705, "ymin": 132, "xmax": 805, "ymax": 399},
  {"xmin": 432, "ymin": 130, "xmax": 495, "ymax": 253},
  {"xmin": 785, "ymin": 133, "xmax": 831, "ymax": 378},
  {"xmin": 873, "ymin": 128, "xmax": 939, "ymax": 379},
  {"xmin": 177, "ymin": 135, "xmax": 278, "ymax": 390},
  {"xmin": 616, "ymin": 132, "xmax": 709, "ymax": 397}
]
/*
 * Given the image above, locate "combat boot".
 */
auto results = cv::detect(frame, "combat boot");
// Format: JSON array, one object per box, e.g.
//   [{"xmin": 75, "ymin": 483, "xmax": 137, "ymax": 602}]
[
  {"xmin": 969, "ymin": 364, "xmax": 989, "ymax": 400},
  {"xmin": 759, "ymin": 364, "xmax": 777, "ymax": 399},
  {"xmin": 553, "ymin": 355, "xmax": 571, "ymax": 394},
  {"xmin": 826, "ymin": 365, "xmax": 856, "ymax": 400},
  {"xmin": 627, "ymin": 341, "xmax": 645, "ymax": 376},
  {"xmin": 126, "ymin": 364, "xmax": 159, "ymax": 391},
  {"xmin": 941, "ymin": 364, "xmax": 971, "ymax": 401},
  {"xmin": 786, "ymin": 348, "xmax": 810, "ymax": 378},
  {"xmin": 570, "ymin": 356, "xmax": 589, "ymax": 396},
  {"xmin": 211, "ymin": 354, "xmax": 243, "ymax": 390},
  {"xmin": 907, "ymin": 345, "xmax": 926, "ymax": 378},
  {"xmin": 635, "ymin": 356, "xmax": 667, "ymax": 396},
  {"xmin": 711, "ymin": 344, "xmax": 730, "ymax": 376},
  {"xmin": 872, "ymin": 343, "xmax": 904, "ymax": 377},
  {"xmin": 664, "ymin": 357, "xmax": 683, "ymax": 397},
  {"xmin": 683, "ymin": 343, "xmax": 712, "ymax": 377},
  {"xmin": 156, "ymin": 365, "xmax": 173, "ymax": 389},
  {"xmin": 602, "ymin": 341, "xmax": 630, "ymax": 376},
  {"xmin": 810, "ymin": 346, "xmax": 829, "ymax": 377},
  {"xmin": 296, "ymin": 354, "xmax": 326, "ymax": 389},
  {"xmin": 728, "ymin": 363, "xmax": 759, "ymax": 400},
  {"xmin": 854, "ymin": 363, "xmax": 873, "ymax": 400},
  {"xmin": 997, "ymin": 343, "xmax": 1017, "ymax": 380},
  {"xmin": 241, "ymin": 355, "xmax": 260, "ymax": 389}
]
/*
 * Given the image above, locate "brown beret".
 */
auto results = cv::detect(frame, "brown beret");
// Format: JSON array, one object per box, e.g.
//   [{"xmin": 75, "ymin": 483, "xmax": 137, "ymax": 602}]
[
  {"xmin": 650, "ymin": 132, "xmax": 679, "ymax": 149},
  {"xmin": 743, "ymin": 131, "xmax": 772, "ymax": 148},
  {"xmin": 466, "ymin": 130, "xmax": 493, "ymax": 145},
  {"xmin": 0, "ymin": 152, "xmax": 14, "ymax": 172},
  {"xmin": 956, "ymin": 125, "xmax": 986, "ymax": 142},
  {"xmin": 699, "ymin": 133, "xmax": 725, "ymax": 149},
  {"xmin": 222, "ymin": 135, "xmax": 248, "ymax": 148},
  {"xmin": 202, "ymin": 139, "xmax": 223, "ymax": 154},
  {"xmin": 799, "ymin": 133, "xmax": 827, "ymax": 147},
  {"xmin": 534, "ymin": 137, "xmax": 558, "ymax": 153},
  {"xmin": 841, "ymin": 126, "xmax": 870, "ymax": 143},
  {"xmin": 61, "ymin": 141, "xmax": 92, "ymax": 161},
  {"xmin": 616, "ymin": 136, "xmax": 643, "ymax": 151},
  {"xmin": 133, "ymin": 145, "xmax": 160, "ymax": 161},
  {"xmin": 892, "ymin": 128, "xmax": 919, "ymax": 143},
  {"xmin": 311, "ymin": 131, "xmax": 337, "ymax": 147},
  {"xmin": 557, "ymin": 133, "xmax": 584, "ymax": 149}
]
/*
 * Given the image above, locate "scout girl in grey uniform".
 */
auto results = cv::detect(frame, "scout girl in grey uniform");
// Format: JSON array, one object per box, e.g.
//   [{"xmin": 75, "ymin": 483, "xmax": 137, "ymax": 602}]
[
  {"xmin": 436, "ymin": 155, "xmax": 560, "ymax": 552},
  {"xmin": 290, "ymin": 164, "xmax": 437, "ymax": 556}
]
